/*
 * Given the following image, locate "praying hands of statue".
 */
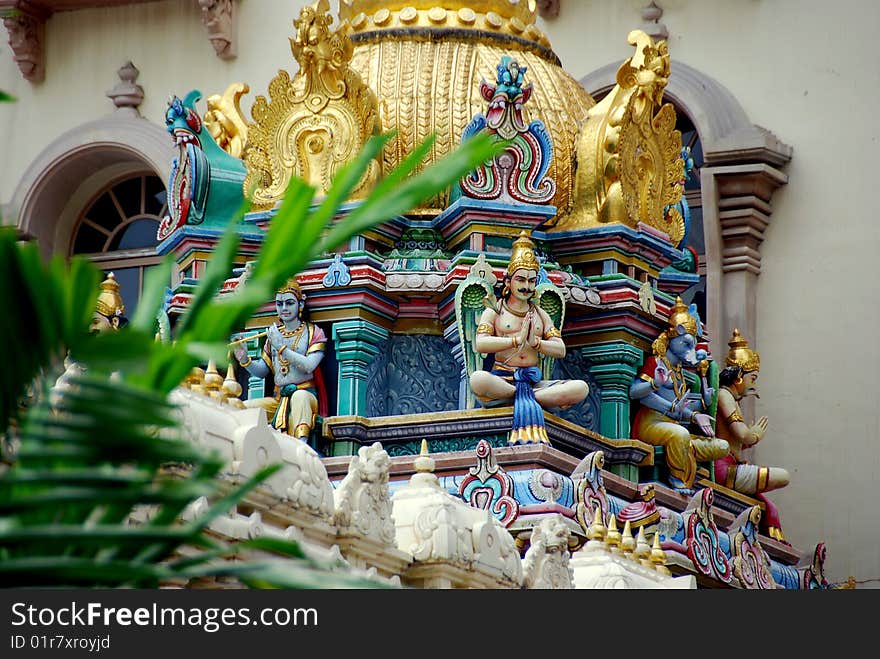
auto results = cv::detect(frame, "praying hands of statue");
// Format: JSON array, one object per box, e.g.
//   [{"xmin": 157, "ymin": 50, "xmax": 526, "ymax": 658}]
[
  {"xmin": 748, "ymin": 416, "xmax": 769, "ymax": 446},
  {"xmin": 516, "ymin": 310, "xmax": 542, "ymax": 351}
]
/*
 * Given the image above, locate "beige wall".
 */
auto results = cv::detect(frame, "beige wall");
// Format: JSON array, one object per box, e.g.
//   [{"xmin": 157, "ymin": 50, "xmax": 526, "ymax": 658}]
[
  {"xmin": 2, "ymin": 0, "xmax": 876, "ymax": 586},
  {"xmin": 543, "ymin": 0, "xmax": 880, "ymax": 587}
]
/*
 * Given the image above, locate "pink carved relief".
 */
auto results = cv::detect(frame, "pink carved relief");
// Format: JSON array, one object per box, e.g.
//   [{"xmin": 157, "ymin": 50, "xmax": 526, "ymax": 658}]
[{"xmin": 198, "ymin": 0, "xmax": 235, "ymax": 60}]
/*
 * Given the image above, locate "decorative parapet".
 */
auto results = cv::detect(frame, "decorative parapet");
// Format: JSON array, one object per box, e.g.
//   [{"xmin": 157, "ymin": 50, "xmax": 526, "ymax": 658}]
[
  {"xmin": 556, "ymin": 30, "xmax": 683, "ymax": 241},
  {"xmin": 571, "ymin": 450, "xmax": 608, "ymax": 536},
  {"xmin": 681, "ymin": 487, "xmax": 733, "ymax": 585},
  {"xmin": 332, "ymin": 441, "xmax": 412, "ymax": 577},
  {"xmin": 729, "ymin": 505, "xmax": 777, "ymax": 589},
  {"xmin": 392, "ymin": 441, "xmax": 523, "ymax": 588},
  {"xmin": 458, "ymin": 439, "xmax": 519, "ymax": 527},
  {"xmin": 197, "ymin": 0, "xmax": 237, "ymax": 60},
  {"xmin": 522, "ymin": 514, "xmax": 574, "ymax": 589},
  {"xmin": 334, "ymin": 442, "xmax": 396, "ymax": 545},
  {"xmin": 244, "ymin": 0, "xmax": 380, "ymax": 209},
  {"xmin": 169, "ymin": 386, "xmax": 335, "ymax": 522},
  {"xmin": 1, "ymin": 0, "xmax": 50, "ymax": 83},
  {"xmin": 570, "ymin": 508, "xmax": 695, "ymax": 588}
]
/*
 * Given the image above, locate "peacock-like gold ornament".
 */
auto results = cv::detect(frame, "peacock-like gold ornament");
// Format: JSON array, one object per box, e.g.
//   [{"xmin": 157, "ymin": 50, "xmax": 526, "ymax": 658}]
[
  {"xmin": 243, "ymin": 0, "xmax": 380, "ymax": 209},
  {"xmin": 204, "ymin": 82, "xmax": 250, "ymax": 159},
  {"xmin": 555, "ymin": 30, "xmax": 684, "ymax": 243}
]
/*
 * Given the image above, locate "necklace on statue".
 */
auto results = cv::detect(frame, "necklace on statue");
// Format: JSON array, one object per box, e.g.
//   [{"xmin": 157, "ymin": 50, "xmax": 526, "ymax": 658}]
[
  {"xmin": 276, "ymin": 323, "xmax": 306, "ymax": 376},
  {"xmin": 502, "ymin": 300, "xmax": 529, "ymax": 318}
]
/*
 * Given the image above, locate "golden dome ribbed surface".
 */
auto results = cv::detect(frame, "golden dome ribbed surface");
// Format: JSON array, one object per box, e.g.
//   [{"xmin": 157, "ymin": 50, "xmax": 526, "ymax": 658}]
[{"xmin": 343, "ymin": 1, "xmax": 595, "ymax": 215}]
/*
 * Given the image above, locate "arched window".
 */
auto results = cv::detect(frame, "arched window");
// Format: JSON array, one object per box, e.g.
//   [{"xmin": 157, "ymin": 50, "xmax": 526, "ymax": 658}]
[{"xmin": 70, "ymin": 173, "xmax": 167, "ymax": 318}]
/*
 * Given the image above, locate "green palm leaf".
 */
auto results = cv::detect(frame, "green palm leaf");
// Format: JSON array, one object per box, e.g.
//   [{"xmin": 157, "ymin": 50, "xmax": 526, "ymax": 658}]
[{"xmin": 0, "ymin": 130, "xmax": 499, "ymax": 588}]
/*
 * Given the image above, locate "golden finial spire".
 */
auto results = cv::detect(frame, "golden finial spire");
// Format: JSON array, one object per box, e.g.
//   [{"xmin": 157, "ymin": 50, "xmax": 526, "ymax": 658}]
[
  {"xmin": 651, "ymin": 533, "xmax": 671, "ymax": 575},
  {"xmin": 204, "ymin": 361, "xmax": 224, "ymax": 401},
  {"xmin": 189, "ymin": 366, "xmax": 207, "ymax": 395},
  {"xmin": 634, "ymin": 527, "xmax": 652, "ymax": 567},
  {"xmin": 222, "ymin": 362, "xmax": 245, "ymax": 408},
  {"xmin": 587, "ymin": 506, "xmax": 607, "ymax": 544},
  {"xmin": 605, "ymin": 514, "xmax": 621, "ymax": 553},
  {"xmin": 620, "ymin": 520, "xmax": 636, "ymax": 556},
  {"xmin": 414, "ymin": 439, "xmax": 434, "ymax": 473}
]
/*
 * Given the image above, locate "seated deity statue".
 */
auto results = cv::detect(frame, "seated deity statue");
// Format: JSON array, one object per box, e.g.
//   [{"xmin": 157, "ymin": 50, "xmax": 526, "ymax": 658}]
[
  {"xmin": 233, "ymin": 278, "xmax": 326, "ymax": 440},
  {"xmin": 629, "ymin": 298, "xmax": 729, "ymax": 494},
  {"xmin": 468, "ymin": 232, "xmax": 589, "ymax": 444},
  {"xmin": 89, "ymin": 272, "xmax": 128, "ymax": 334},
  {"xmin": 714, "ymin": 329, "xmax": 790, "ymax": 543},
  {"xmin": 52, "ymin": 273, "xmax": 127, "ymax": 407}
]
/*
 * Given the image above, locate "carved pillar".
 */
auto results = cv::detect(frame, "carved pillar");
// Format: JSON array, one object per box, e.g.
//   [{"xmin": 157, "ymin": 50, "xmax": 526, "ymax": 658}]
[
  {"xmin": 198, "ymin": 0, "xmax": 236, "ymax": 60},
  {"xmin": 1, "ymin": 1, "xmax": 51, "ymax": 83},
  {"xmin": 332, "ymin": 319, "xmax": 389, "ymax": 417},
  {"xmin": 701, "ymin": 163, "xmax": 788, "ymax": 347},
  {"xmin": 582, "ymin": 342, "xmax": 643, "ymax": 440}
]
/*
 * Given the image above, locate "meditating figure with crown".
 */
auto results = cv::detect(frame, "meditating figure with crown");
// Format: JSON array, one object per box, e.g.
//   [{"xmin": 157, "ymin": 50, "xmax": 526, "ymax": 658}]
[
  {"xmin": 90, "ymin": 272, "xmax": 128, "ymax": 333},
  {"xmin": 714, "ymin": 328, "xmax": 790, "ymax": 542},
  {"xmin": 233, "ymin": 278, "xmax": 326, "ymax": 439},
  {"xmin": 468, "ymin": 231, "xmax": 589, "ymax": 444},
  {"xmin": 52, "ymin": 273, "xmax": 128, "ymax": 408},
  {"xmin": 630, "ymin": 298, "xmax": 730, "ymax": 494}
]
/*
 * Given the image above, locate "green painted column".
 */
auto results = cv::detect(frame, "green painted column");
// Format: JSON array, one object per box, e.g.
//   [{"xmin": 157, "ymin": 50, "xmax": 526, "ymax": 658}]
[
  {"xmin": 332, "ymin": 319, "xmax": 389, "ymax": 417},
  {"xmin": 581, "ymin": 343, "xmax": 643, "ymax": 440}
]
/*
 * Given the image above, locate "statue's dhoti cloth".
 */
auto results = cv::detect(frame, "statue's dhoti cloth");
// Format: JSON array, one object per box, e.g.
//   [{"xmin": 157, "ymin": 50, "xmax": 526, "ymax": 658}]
[
  {"xmin": 486, "ymin": 364, "xmax": 567, "ymax": 444},
  {"xmin": 633, "ymin": 409, "xmax": 729, "ymax": 488},
  {"xmin": 246, "ymin": 382, "xmax": 317, "ymax": 439},
  {"xmin": 714, "ymin": 453, "xmax": 784, "ymax": 538},
  {"xmin": 272, "ymin": 382, "xmax": 318, "ymax": 438}
]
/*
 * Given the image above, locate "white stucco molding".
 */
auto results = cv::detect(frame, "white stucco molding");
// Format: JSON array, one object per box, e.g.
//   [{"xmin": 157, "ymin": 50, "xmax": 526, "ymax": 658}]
[{"xmin": 10, "ymin": 114, "xmax": 172, "ymax": 257}]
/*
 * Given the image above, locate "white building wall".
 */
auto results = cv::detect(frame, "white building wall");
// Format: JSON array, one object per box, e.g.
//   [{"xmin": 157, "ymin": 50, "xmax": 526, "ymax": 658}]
[{"xmin": 1, "ymin": 0, "xmax": 876, "ymax": 586}]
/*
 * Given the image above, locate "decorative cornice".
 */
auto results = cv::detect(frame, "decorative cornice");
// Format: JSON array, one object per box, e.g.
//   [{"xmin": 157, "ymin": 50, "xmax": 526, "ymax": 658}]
[
  {"xmin": 706, "ymin": 163, "xmax": 789, "ymax": 275},
  {"xmin": 0, "ymin": 0, "xmax": 51, "ymax": 83},
  {"xmin": 197, "ymin": 0, "xmax": 236, "ymax": 60}
]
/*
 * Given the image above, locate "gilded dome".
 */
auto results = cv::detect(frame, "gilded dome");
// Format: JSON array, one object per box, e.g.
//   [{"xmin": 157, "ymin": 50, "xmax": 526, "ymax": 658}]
[{"xmin": 339, "ymin": 0, "xmax": 596, "ymax": 216}]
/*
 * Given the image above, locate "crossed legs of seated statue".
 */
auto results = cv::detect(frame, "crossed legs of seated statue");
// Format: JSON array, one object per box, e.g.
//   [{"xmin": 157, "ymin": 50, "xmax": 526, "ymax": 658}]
[
  {"xmin": 468, "ymin": 232, "xmax": 589, "ymax": 444},
  {"xmin": 630, "ymin": 298, "xmax": 729, "ymax": 494}
]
